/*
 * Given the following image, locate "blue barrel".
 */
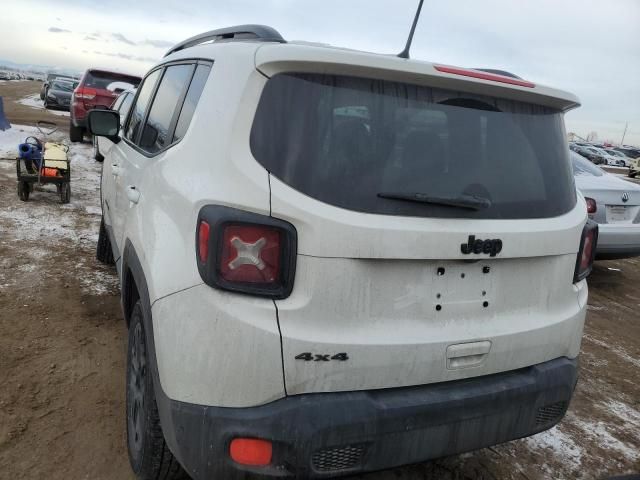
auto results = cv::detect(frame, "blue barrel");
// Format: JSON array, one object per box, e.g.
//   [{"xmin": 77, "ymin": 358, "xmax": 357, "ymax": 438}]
[{"xmin": 18, "ymin": 141, "xmax": 43, "ymax": 169}]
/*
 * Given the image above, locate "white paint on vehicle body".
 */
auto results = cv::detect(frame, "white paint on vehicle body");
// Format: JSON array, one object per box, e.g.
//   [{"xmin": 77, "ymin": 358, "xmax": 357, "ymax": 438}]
[{"xmin": 99, "ymin": 40, "xmax": 589, "ymax": 406}]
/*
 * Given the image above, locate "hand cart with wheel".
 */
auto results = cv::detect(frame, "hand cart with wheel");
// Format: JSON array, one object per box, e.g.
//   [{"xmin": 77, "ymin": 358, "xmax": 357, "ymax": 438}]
[{"xmin": 16, "ymin": 121, "xmax": 71, "ymax": 204}]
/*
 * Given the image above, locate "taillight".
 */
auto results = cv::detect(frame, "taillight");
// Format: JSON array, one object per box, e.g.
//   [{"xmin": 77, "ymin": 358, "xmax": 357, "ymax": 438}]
[
  {"xmin": 198, "ymin": 221, "xmax": 210, "ymax": 263},
  {"xmin": 196, "ymin": 206, "xmax": 297, "ymax": 298},
  {"xmin": 220, "ymin": 225, "xmax": 281, "ymax": 283},
  {"xmin": 574, "ymin": 220, "xmax": 598, "ymax": 283},
  {"xmin": 74, "ymin": 87, "xmax": 97, "ymax": 100},
  {"xmin": 585, "ymin": 197, "xmax": 597, "ymax": 214}
]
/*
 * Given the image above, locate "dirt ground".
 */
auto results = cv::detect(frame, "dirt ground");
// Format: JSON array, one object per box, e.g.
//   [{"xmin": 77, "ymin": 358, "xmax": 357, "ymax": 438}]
[
  {"xmin": 0, "ymin": 82, "xmax": 638, "ymax": 480},
  {"xmin": 0, "ymin": 80, "xmax": 71, "ymax": 129}
]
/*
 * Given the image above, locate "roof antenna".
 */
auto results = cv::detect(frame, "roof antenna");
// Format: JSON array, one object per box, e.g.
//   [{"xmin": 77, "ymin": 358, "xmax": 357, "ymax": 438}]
[{"xmin": 398, "ymin": 0, "xmax": 425, "ymax": 59}]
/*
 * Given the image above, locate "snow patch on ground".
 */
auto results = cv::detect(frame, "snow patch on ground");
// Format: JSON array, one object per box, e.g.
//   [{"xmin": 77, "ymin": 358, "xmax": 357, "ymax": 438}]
[
  {"xmin": 573, "ymin": 418, "xmax": 637, "ymax": 462},
  {"xmin": 583, "ymin": 334, "xmax": 640, "ymax": 367},
  {"xmin": 580, "ymin": 350, "xmax": 609, "ymax": 368},
  {"xmin": 525, "ymin": 426, "xmax": 585, "ymax": 472},
  {"xmin": 0, "ymin": 203, "xmax": 87, "ymax": 242},
  {"xmin": 0, "ymin": 128, "xmax": 116, "ymax": 297},
  {"xmin": 601, "ymin": 399, "xmax": 640, "ymax": 428},
  {"xmin": 16, "ymin": 94, "xmax": 69, "ymax": 117},
  {"xmin": 0, "ymin": 124, "xmax": 67, "ymax": 159},
  {"xmin": 587, "ymin": 304, "xmax": 606, "ymax": 311},
  {"xmin": 77, "ymin": 260, "xmax": 120, "ymax": 296},
  {"xmin": 85, "ymin": 205, "xmax": 102, "ymax": 216}
]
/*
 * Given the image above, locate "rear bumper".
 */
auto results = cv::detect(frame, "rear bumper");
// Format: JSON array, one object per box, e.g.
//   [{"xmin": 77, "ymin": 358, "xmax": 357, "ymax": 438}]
[
  {"xmin": 596, "ymin": 223, "xmax": 640, "ymax": 259},
  {"xmin": 159, "ymin": 356, "xmax": 578, "ymax": 479}
]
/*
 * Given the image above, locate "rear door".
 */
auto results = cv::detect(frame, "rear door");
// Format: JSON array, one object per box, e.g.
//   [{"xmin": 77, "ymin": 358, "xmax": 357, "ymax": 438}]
[
  {"xmin": 112, "ymin": 63, "xmax": 198, "ymax": 251},
  {"xmin": 110, "ymin": 69, "xmax": 162, "ymax": 249},
  {"xmin": 250, "ymin": 73, "xmax": 586, "ymax": 395},
  {"xmin": 100, "ymin": 92, "xmax": 133, "ymax": 229}
]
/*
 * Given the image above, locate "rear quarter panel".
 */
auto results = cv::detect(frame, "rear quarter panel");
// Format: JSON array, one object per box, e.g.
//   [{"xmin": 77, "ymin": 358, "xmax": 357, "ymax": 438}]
[
  {"xmin": 122, "ymin": 45, "xmax": 285, "ymax": 406},
  {"xmin": 123, "ymin": 44, "xmax": 272, "ymax": 304}
]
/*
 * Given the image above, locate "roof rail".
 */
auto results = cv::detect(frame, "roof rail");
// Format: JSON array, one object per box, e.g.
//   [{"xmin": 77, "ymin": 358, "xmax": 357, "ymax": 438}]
[{"xmin": 165, "ymin": 24, "xmax": 285, "ymax": 57}]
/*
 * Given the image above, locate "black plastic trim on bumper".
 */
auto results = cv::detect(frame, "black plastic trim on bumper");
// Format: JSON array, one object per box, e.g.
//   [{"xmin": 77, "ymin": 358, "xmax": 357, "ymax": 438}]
[{"xmin": 158, "ymin": 357, "xmax": 578, "ymax": 479}]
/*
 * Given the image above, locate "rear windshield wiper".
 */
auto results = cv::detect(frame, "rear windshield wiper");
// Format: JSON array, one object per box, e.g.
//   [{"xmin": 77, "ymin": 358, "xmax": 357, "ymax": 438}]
[{"xmin": 377, "ymin": 192, "xmax": 492, "ymax": 210}]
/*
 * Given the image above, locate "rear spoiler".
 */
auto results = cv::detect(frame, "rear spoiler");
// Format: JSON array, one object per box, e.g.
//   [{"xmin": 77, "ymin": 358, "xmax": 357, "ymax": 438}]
[{"xmin": 255, "ymin": 44, "xmax": 580, "ymax": 112}]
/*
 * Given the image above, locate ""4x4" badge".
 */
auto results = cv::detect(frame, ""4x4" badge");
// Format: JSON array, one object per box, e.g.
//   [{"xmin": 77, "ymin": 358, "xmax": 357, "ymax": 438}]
[{"xmin": 295, "ymin": 352, "xmax": 349, "ymax": 362}]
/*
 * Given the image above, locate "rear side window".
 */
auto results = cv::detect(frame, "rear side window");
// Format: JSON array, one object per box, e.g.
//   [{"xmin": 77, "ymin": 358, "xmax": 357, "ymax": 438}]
[
  {"xmin": 139, "ymin": 64, "xmax": 193, "ymax": 153},
  {"xmin": 250, "ymin": 73, "xmax": 576, "ymax": 219},
  {"xmin": 84, "ymin": 71, "xmax": 141, "ymax": 91},
  {"xmin": 173, "ymin": 64, "xmax": 211, "ymax": 143},
  {"xmin": 126, "ymin": 69, "xmax": 161, "ymax": 143}
]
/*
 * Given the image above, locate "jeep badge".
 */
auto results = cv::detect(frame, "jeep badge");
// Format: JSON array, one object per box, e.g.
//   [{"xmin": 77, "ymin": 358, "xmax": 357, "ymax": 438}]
[{"xmin": 460, "ymin": 235, "xmax": 503, "ymax": 257}]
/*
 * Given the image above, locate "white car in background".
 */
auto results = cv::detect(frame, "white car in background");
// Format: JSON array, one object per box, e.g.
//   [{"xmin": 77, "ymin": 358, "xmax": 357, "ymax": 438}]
[
  {"xmin": 572, "ymin": 151, "xmax": 640, "ymax": 259},
  {"xmin": 591, "ymin": 146, "xmax": 626, "ymax": 166},
  {"xmin": 605, "ymin": 149, "xmax": 632, "ymax": 167}
]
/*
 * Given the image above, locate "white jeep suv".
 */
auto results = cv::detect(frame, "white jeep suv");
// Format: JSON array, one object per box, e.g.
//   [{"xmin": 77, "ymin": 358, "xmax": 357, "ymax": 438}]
[{"xmin": 89, "ymin": 24, "xmax": 597, "ymax": 480}]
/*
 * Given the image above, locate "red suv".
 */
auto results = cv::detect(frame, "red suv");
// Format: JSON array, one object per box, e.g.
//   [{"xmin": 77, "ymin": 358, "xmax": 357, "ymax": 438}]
[{"xmin": 70, "ymin": 69, "xmax": 141, "ymax": 142}]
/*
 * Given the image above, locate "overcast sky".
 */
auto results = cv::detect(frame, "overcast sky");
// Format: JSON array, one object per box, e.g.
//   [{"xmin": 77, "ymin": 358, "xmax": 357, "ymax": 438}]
[{"xmin": 1, "ymin": 0, "xmax": 638, "ymax": 145}]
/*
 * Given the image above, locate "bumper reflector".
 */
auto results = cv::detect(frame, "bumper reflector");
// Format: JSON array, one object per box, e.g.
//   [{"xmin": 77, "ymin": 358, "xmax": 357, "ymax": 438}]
[{"xmin": 230, "ymin": 438, "xmax": 272, "ymax": 466}]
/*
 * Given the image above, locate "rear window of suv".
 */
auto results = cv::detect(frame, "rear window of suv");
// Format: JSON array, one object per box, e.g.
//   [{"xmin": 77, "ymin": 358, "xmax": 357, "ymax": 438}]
[
  {"xmin": 250, "ymin": 73, "xmax": 576, "ymax": 219},
  {"xmin": 84, "ymin": 71, "xmax": 141, "ymax": 91}
]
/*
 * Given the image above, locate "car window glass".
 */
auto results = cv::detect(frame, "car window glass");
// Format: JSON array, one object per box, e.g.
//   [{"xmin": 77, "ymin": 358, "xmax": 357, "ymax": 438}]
[
  {"xmin": 111, "ymin": 94, "xmax": 125, "ymax": 111},
  {"xmin": 126, "ymin": 69, "xmax": 161, "ymax": 143},
  {"xmin": 173, "ymin": 64, "xmax": 211, "ymax": 143},
  {"xmin": 51, "ymin": 81, "xmax": 73, "ymax": 92},
  {"xmin": 571, "ymin": 152, "xmax": 604, "ymax": 176},
  {"xmin": 84, "ymin": 71, "xmax": 141, "ymax": 90},
  {"xmin": 251, "ymin": 73, "xmax": 575, "ymax": 219},
  {"xmin": 139, "ymin": 64, "xmax": 193, "ymax": 153},
  {"xmin": 120, "ymin": 93, "xmax": 134, "ymax": 120}
]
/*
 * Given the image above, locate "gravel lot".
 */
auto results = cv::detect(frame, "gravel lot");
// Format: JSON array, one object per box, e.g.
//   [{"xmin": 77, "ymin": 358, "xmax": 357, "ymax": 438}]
[{"xmin": 0, "ymin": 82, "xmax": 638, "ymax": 480}]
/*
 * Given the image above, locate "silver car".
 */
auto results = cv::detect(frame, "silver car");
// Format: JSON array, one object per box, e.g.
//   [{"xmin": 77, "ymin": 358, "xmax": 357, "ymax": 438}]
[
  {"xmin": 572, "ymin": 151, "xmax": 640, "ymax": 259},
  {"xmin": 605, "ymin": 149, "xmax": 632, "ymax": 167}
]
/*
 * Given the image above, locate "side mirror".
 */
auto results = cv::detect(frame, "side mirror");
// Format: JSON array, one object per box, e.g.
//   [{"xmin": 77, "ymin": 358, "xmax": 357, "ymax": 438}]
[{"xmin": 87, "ymin": 109, "xmax": 121, "ymax": 143}]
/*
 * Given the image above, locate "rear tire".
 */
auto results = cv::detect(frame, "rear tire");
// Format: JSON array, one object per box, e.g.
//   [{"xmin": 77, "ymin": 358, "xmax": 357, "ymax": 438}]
[
  {"xmin": 629, "ymin": 171, "xmax": 637, "ymax": 178},
  {"xmin": 69, "ymin": 123, "xmax": 84, "ymax": 143},
  {"xmin": 127, "ymin": 301, "xmax": 186, "ymax": 480},
  {"xmin": 18, "ymin": 182, "xmax": 29, "ymax": 201},
  {"xmin": 96, "ymin": 218, "xmax": 114, "ymax": 264},
  {"xmin": 60, "ymin": 182, "xmax": 71, "ymax": 204}
]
